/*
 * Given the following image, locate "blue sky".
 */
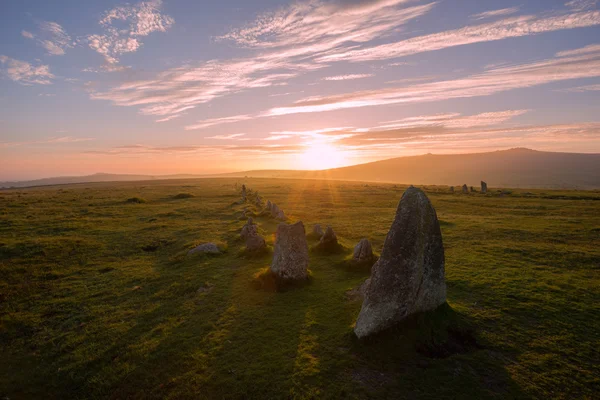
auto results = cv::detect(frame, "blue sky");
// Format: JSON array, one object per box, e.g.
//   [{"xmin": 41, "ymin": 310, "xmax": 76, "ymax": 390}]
[{"xmin": 1, "ymin": 0, "xmax": 600, "ymax": 180}]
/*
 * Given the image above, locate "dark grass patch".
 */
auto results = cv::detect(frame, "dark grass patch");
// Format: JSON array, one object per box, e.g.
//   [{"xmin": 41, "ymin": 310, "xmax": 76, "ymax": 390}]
[
  {"xmin": 251, "ymin": 267, "xmax": 313, "ymax": 292},
  {"xmin": 305, "ymin": 232, "xmax": 323, "ymax": 241},
  {"xmin": 239, "ymin": 245, "xmax": 272, "ymax": 259},
  {"xmin": 337, "ymin": 256, "xmax": 379, "ymax": 271},
  {"xmin": 141, "ymin": 239, "xmax": 172, "ymax": 252},
  {"xmin": 438, "ymin": 219, "xmax": 455, "ymax": 227},
  {"xmin": 125, "ymin": 197, "xmax": 146, "ymax": 204},
  {"xmin": 173, "ymin": 193, "xmax": 195, "ymax": 199},
  {"xmin": 98, "ymin": 267, "xmax": 115, "ymax": 274},
  {"xmin": 311, "ymin": 240, "xmax": 346, "ymax": 254},
  {"xmin": 355, "ymin": 303, "xmax": 480, "ymax": 359}
]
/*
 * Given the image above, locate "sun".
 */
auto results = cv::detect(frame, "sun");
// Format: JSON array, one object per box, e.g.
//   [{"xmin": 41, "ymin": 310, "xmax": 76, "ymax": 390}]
[{"xmin": 298, "ymin": 143, "xmax": 346, "ymax": 170}]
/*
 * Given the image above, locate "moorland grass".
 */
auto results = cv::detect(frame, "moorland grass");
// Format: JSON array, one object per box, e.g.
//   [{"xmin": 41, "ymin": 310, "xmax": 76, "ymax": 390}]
[{"xmin": 0, "ymin": 178, "xmax": 599, "ymax": 399}]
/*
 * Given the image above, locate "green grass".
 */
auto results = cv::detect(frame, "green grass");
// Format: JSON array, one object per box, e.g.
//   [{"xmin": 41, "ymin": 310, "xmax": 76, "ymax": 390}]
[{"xmin": 1, "ymin": 178, "xmax": 599, "ymax": 399}]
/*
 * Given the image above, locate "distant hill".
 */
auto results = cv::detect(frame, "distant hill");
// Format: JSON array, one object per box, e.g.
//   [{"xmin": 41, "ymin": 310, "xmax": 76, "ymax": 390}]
[
  {"xmin": 221, "ymin": 148, "xmax": 600, "ymax": 189},
  {"xmin": 0, "ymin": 173, "xmax": 207, "ymax": 189},
  {"xmin": 2, "ymin": 148, "xmax": 599, "ymax": 189}
]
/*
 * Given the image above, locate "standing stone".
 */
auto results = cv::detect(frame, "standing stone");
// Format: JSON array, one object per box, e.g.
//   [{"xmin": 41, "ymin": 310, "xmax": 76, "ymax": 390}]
[
  {"xmin": 270, "ymin": 222, "xmax": 309, "ymax": 280},
  {"xmin": 241, "ymin": 218, "xmax": 257, "ymax": 239},
  {"xmin": 275, "ymin": 209, "xmax": 286, "ymax": 220},
  {"xmin": 450, "ymin": 186, "xmax": 454, "ymax": 193},
  {"xmin": 481, "ymin": 181, "xmax": 487, "ymax": 194},
  {"xmin": 241, "ymin": 184, "xmax": 247, "ymax": 201},
  {"xmin": 312, "ymin": 224, "xmax": 324, "ymax": 238},
  {"xmin": 246, "ymin": 232, "xmax": 267, "ymax": 252},
  {"xmin": 354, "ymin": 186, "xmax": 446, "ymax": 339},
  {"xmin": 462, "ymin": 184, "xmax": 468, "ymax": 194},
  {"xmin": 319, "ymin": 226, "xmax": 338, "ymax": 246},
  {"xmin": 353, "ymin": 238, "xmax": 374, "ymax": 262},
  {"xmin": 266, "ymin": 200, "xmax": 273, "ymax": 211},
  {"xmin": 271, "ymin": 203, "xmax": 286, "ymax": 220},
  {"xmin": 470, "ymin": 186, "xmax": 475, "ymax": 192}
]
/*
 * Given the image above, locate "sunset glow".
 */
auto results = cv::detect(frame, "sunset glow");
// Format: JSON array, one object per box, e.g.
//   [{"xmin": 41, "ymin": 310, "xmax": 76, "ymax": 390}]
[
  {"xmin": 298, "ymin": 143, "xmax": 348, "ymax": 170},
  {"xmin": 1, "ymin": 0, "xmax": 600, "ymax": 180}
]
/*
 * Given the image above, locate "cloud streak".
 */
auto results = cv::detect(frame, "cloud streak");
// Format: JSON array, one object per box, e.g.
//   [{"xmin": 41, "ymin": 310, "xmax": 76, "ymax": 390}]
[
  {"xmin": 323, "ymin": 74, "xmax": 374, "ymax": 81},
  {"xmin": 470, "ymin": 7, "xmax": 520, "ymax": 20},
  {"xmin": 318, "ymin": 9, "xmax": 600, "ymax": 63},
  {"xmin": 0, "ymin": 136, "xmax": 94, "ymax": 148},
  {"xmin": 267, "ymin": 45, "xmax": 600, "ymax": 116}
]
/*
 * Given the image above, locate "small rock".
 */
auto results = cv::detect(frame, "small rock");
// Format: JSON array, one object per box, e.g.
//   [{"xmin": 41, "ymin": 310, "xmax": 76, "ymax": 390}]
[{"xmin": 188, "ymin": 243, "xmax": 220, "ymax": 256}]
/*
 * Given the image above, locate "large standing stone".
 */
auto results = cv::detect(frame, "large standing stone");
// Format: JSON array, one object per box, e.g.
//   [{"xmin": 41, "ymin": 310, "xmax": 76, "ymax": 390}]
[
  {"xmin": 354, "ymin": 186, "xmax": 446, "ymax": 339},
  {"xmin": 481, "ymin": 181, "xmax": 487, "ymax": 194},
  {"xmin": 353, "ymin": 238, "xmax": 374, "ymax": 262},
  {"xmin": 270, "ymin": 222, "xmax": 309, "ymax": 280},
  {"xmin": 462, "ymin": 184, "xmax": 468, "ymax": 194}
]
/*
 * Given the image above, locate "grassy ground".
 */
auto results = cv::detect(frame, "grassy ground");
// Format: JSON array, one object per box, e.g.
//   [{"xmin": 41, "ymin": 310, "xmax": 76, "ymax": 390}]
[{"xmin": 1, "ymin": 178, "xmax": 599, "ymax": 399}]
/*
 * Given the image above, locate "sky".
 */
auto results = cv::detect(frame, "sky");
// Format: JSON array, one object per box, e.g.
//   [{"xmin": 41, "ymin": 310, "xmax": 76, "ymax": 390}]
[{"xmin": 1, "ymin": 0, "xmax": 600, "ymax": 180}]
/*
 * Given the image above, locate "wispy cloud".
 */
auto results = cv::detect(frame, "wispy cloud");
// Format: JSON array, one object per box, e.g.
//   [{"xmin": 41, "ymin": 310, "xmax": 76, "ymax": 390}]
[
  {"xmin": 318, "ymin": 9, "xmax": 600, "ymax": 63},
  {"xmin": 22, "ymin": 21, "xmax": 73, "ymax": 56},
  {"xmin": 267, "ymin": 45, "xmax": 600, "ymax": 116},
  {"xmin": 90, "ymin": 0, "xmax": 433, "ymax": 119},
  {"xmin": 377, "ymin": 110, "xmax": 529, "ymax": 130},
  {"xmin": 565, "ymin": 0, "xmax": 598, "ymax": 11},
  {"xmin": 0, "ymin": 55, "xmax": 54, "ymax": 85},
  {"xmin": 184, "ymin": 114, "xmax": 253, "ymax": 130},
  {"xmin": 470, "ymin": 7, "xmax": 520, "ymax": 20},
  {"xmin": 91, "ymin": 59, "xmax": 318, "ymax": 120},
  {"xmin": 217, "ymin": 0, "xmax": 436, "ymax": 50},
  {"xmin": 0, "ymin": 136, "xmax": 94, "ymax": 148},
  {"xmin": 86, "ymin": 0, "xmax": 174, "ymax": 64},
  {"xmin": 557, "ymin": 83, "xmax": 600, "ymax": 92},
  {"xmin": 323, "ymin": 74, "xmax": 374, "ymax": 81},
  {"xmin": 206, "ymin": 133, "xmax": 247, "ymax": 140}
]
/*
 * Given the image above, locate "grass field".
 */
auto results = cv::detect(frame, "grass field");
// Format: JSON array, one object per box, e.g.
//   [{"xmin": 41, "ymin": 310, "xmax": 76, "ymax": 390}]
[{"xmin": 1, "ymin": 178, "xmax": 599, "ymax": 399}]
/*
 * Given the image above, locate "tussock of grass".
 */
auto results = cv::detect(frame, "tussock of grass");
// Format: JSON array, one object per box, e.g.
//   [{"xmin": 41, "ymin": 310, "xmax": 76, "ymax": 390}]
[
  {"xmin": 125, "ymin": 197, "xmax": 146, "ymax": 204},
  {"xmin": 173, "ymin": 193, "xmax": 194, "ymax": 199},
  {"xmin": 251, "ymin": 267, "xmax": 313, "ymax": 292}
]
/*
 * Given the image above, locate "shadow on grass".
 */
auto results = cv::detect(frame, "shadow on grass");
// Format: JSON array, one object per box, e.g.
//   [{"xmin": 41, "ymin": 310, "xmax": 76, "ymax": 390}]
[{"xmin": 251, "ymin": 267, "xmax": 313, "ymax": 292}]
